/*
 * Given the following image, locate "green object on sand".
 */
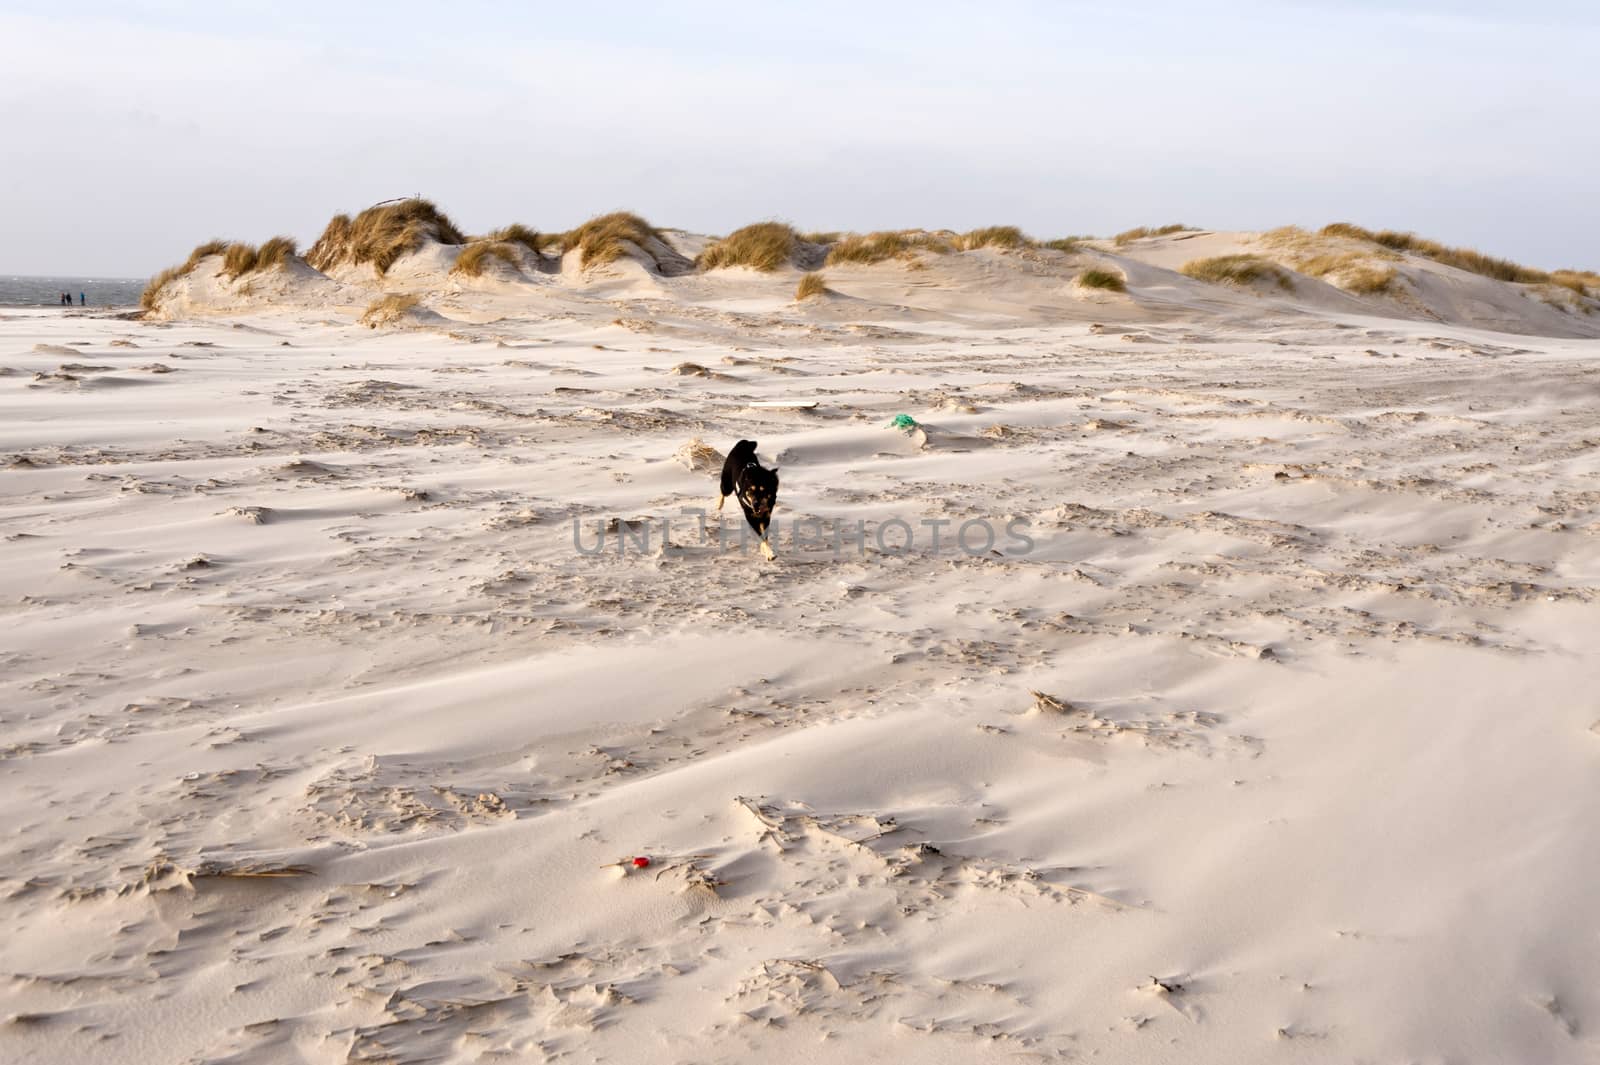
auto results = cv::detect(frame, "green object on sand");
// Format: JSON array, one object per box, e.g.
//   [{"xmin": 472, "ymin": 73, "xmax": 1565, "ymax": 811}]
[{"xmin": 887, "ymin": 413, "xmax": 919, "ymax": 432}]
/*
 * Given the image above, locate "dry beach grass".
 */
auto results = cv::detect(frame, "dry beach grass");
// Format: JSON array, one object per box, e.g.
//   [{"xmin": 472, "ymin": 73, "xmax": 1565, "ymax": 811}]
[
  {"xmin": 306, "ymin": 197, "xmax": 468, "ymax": 275},
  {"xmin": 794, "ymin": 270, "xmax": 829, "ymax": 299},
  {"xmin": 698, "ymin": 222, "xmax": 802, "ymax": 272},
  {"xmin": 1180, "ymin": 253, "xmax": 1293, "ymax": 289}
]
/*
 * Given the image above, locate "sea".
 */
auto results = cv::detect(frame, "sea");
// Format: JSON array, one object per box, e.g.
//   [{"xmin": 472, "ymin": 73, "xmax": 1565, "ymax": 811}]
[{"xmin": 0, "ymin": 275, "xmax": 146, "ymax": 308}]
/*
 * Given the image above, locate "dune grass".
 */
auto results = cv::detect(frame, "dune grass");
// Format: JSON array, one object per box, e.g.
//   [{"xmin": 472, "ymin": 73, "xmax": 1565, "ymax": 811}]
[
  {"xmin": 141, "ymin": 267, "xmax": 185, "ymax": 312},
  {"xmin": 953, "ymin": 226, "xmax": 1031, "ymax": 251},
  {"xmin": 561, "ymin": 211, "xmax": 677, "ymax": 269},
  {"xmin": 1335, "ymin": 263, "xmax": 1398, "ymax": 295},
  {"xmin": 1317, "ymin": 222, "xmax": 1551, "ymax": 284},
  {"xmin": 143, "ymin": 233, "xmax": 302, "ymax": 312},
  {"xmin": 1257, "ymin": 228, "xmax": 1398, "ymax": 295},
  {"xmin": 452, "ymin": 241, "xmax": 522, "ymax": 278},
  {"xmin": 1549, "ymin": 270, "xmax": 1600, "ymax": 297},
  {"xmin": 142, "ymin": 238, "xmax": 248, "ymax": 311},
  {"xmin": 799, "ymin": 231, "xmax": 841, "ymax": 245},
  {"xmin": 1077, "ymin": 268, "xmax": 1127, "ymax": 292},
  {"xmin": 216, "ymin": 236, "xmax": 299, "ymax": 280},
  {"xmin": 359, "ymin": 292, "xmax": 421, "ymax": 328},
  {"xmin": 1114, "ymin": 223, "xmax": 1192, "ymax": 245},
  {"xmin": 823, "ymin": 225, "xmax": 1068, "ymax": 264},
  {"xmin": 483, "ymin": 224, "xmax": 545, "ymax": 259},
  {"xmin": 256, "ymin": 236, "xmax": 298, "ymax": 270},
  {"xmin": 825, "ymin": 232, "xmax": 911, "ymax": 265},
  {"xmin": 1257, "ymin": 225, "xmax": 1323, "ymax": 256},
  {"xmin": 1294, "ymin": 250, "xmax": 1398, "ymax": 295},
  {"xmin": 221, "ymin": 242, "xmax": 258, "ymax": 279},
  {"xmin": 1323, "ymin": 222, "xmax": 1600, "ymax": 297},
  {"xmin": 185, "ymin": 239, "xmax": 230, "ymax": 263},
  {"xmin": 1043, "ymin": 236, "xmax": 1092, "ymax": 253},
  {"xmin": 698, "ymin": 222, "xmax": 799, "ymax": 272},
  {"xmin": 1181, "ymin": 254, "xmax": 1292, "ymax": 290},
  {"xmin": 795, "ymin": 271, "xmax": 830, "ymax": 300},
  {"xmin": 307, "ymin": 198, "xmax": 467, "ymax": 276},
  {"xmin": 1318, "ymin": 222, "xmax": 1373, "ymax": 243},
  {"xmin": 825, "ymin": 230, "xmax": 953, "ymax": 266},
  {"xmin": 1541, "ymin": 272, "xmax": 1600, "ymax": 314}
]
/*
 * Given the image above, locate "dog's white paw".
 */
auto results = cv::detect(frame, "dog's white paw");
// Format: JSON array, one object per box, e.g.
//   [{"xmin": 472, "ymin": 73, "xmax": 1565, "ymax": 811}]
[{"xmin": 759, "ymin": 540, "xmax": 776, "ymax": 561}]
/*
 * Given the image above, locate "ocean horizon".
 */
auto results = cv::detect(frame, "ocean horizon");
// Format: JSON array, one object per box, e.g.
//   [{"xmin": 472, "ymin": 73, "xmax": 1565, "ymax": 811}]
[{"xmin": 1, "ymin": 275, "xmax": 145, "ymax": 308}]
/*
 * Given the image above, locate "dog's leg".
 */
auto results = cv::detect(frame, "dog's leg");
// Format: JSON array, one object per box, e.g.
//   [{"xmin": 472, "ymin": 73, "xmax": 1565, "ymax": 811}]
[
  {"xmin": 759, "ymin": 538, "xmax": 776, "ymax": 561},
  {"xmin": 714, "ymin": 493, "xmax": 725, "ymax": 513}
]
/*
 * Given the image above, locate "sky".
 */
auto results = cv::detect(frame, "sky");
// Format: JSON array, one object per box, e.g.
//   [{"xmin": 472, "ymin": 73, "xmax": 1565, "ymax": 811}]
[{"xmin": 2, "ymin": 0, "xmax": 1597, "ymax": 276}]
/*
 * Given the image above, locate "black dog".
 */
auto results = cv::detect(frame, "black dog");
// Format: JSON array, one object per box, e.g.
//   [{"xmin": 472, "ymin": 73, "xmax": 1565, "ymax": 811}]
[{"xmin": 717, "ymin": 439, "xmax": 779, "ymax": 560}]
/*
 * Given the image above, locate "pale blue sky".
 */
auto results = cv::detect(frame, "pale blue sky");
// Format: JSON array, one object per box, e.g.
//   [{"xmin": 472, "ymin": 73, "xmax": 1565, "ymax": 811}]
[{"xmin": 2, "ymin": 1, "xmax": 1596, "ymax": 275}]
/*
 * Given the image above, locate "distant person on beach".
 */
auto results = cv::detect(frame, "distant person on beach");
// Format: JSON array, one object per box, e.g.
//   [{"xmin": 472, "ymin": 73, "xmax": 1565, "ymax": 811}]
[{"xmin": 79, "ymin": 292, "xmax": 86, "ymax": 306}]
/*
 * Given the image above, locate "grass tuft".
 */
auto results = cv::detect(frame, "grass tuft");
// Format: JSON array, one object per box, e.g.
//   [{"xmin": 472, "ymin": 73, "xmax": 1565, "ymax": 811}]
[
  {"xmin": 1258, "ymin": 228, "xmax": 1398, "ymax": 295},
  {"xmin": 825, "ymin": 230, "xmax": 953, "ymax": 266},
  {"xmin": 953, "ymin": 226, "xmax": 1031, "ymax": 251},
  {"xmin": 255, "ymin": 236, "xmax": 298, "ymax": 270},
  {"xmin": 1043, "ymin": 236, "xmax": 1091, "ymax": 253},
  {"xmin": 1317, "ymin": 223, "xmax": 1552, "ymax": 284},
  {"xmin": 141, "ymin": 268, "xmax": 183, "ymax": 312},
  {"xmin": 1293, "ymin": 251, "xmax": 1398, "ymax": 295},
  {"xmin": 221, "ymin": 242, "xmax": 258, "ymax": 279},
  {"xmin": 1180, "ymin": 254, "xmax": 1292, "ymax": 290},
  {"xmin": 1114, "ymin": 223, "xmax": 1191, "ymax": 245},
  {"xmin": 142, "ymin": 238, "xmax": 270, "ymax": 312},
  {"xmin": 1258, "ymin": 225, "xmax": 1323, "ymax": 256},
  {"xmin": 826, "ymin": 232, "xmax": 905, "ymax": 264},
  {"xmin": 698, "ymin": 222, "xmax": 799, "ymax": 272},
  {"xmin": 795, "ymin": 271, "xmax": 830, "ymax": 300},
  {"xmin": 484, "ymin": 224, "xmax": 545, "ymax": 259},
  {"xmin": 307, "ymin": 198, "xmax": 466, "ymax": 275},
  {"xmin": 187, "ymin": 239, "xmax": 230, "ymax": 262},
  {"xmin": 219, "ymin": 236, "xmax": 303, "ymax": 280},
  {"xmin": 1550, "ymin": 270, "xmax": 1600, "ymax": 298},
  {"xmin": 452, "ymin": 241, "xmax": 523, "ymax": 278},
  {"xmin": 1077, "ymin": 268, "xmax": 1127, "ymax": 292},
  {"xmin": 359, "ymin": 292, "xmax": 421, "ymax": 328},
  {"xmin": 1318, "ymin": 222, "xmax": 1373, "ymax": 243},
  {"xmin": 1336, "ymin": 263, "xmax": 1398, "ymax": 295},
  {"xmin": 561, "ymin": 211, "xmax": 679, "ymax": 269}
]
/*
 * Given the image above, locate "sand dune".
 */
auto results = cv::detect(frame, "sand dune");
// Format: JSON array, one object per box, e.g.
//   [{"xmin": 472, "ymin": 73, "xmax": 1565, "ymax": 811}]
[
  {"xmin": 140, "ymin": 209, "xmax": 1600, "ymax": 341},
  {"xmin": 2, "ymin": 220, "xmax": 1600, "ymax": 1063}
]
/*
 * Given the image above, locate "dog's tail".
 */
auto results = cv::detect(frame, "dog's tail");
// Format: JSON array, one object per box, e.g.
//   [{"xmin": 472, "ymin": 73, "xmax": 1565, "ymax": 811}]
[{"xmin": 729, "ymin": 439, "xmax": 758, "ymax": 462}]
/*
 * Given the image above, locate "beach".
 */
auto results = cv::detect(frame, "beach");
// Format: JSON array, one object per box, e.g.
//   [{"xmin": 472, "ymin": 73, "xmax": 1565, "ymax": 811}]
[{"xmin": 2, "ymin": 226, "xmax": 1599, "ymax": 1063}]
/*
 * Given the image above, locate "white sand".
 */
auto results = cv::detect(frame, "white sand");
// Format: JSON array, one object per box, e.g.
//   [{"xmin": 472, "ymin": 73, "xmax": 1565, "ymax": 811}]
[{"xmin": 3, "ymin": 233, "xmax": 1600, "ymax": 1063}]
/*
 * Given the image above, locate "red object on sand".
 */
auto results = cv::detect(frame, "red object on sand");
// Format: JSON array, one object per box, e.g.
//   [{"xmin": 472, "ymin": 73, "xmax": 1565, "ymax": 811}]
[{"xmin": 632, "ymin": 856, "xmax": 651, "ymax": 869}]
